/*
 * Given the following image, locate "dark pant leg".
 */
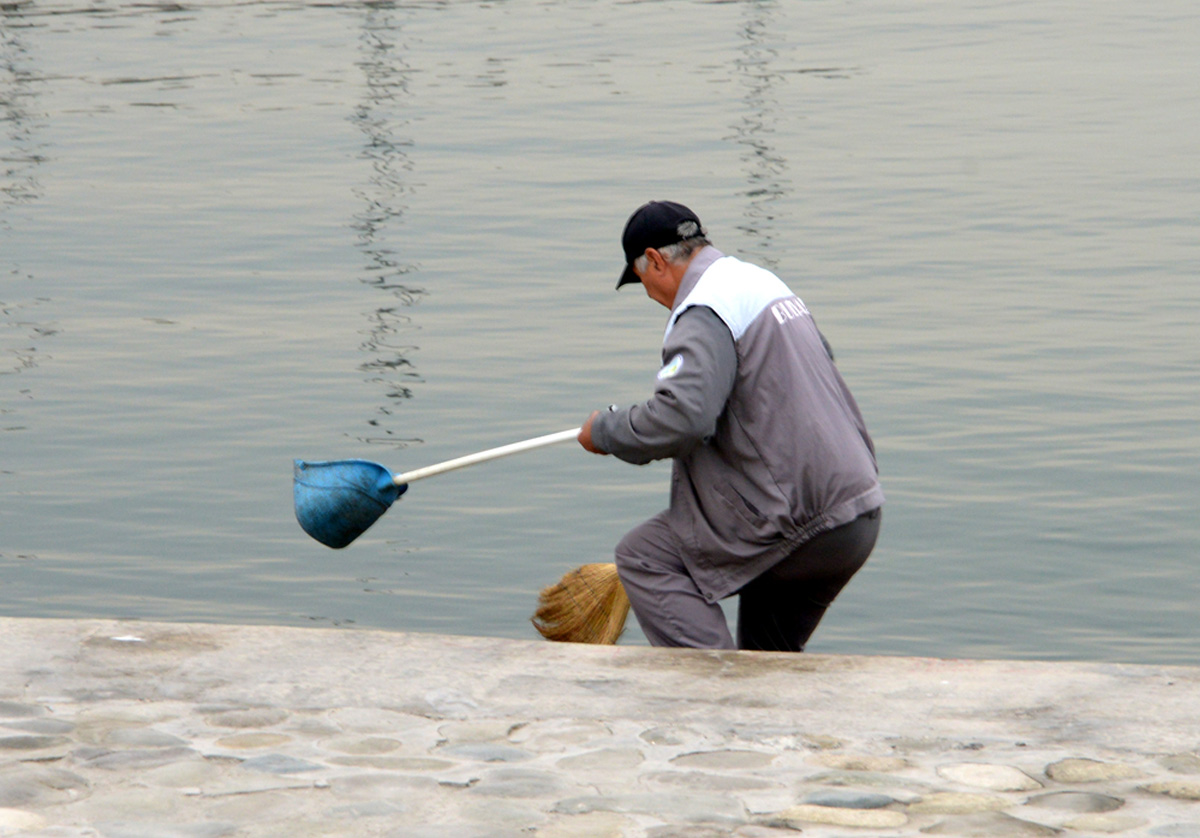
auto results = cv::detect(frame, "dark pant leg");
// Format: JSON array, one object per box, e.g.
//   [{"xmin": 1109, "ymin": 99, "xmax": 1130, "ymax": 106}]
[{"xmin": 736, "ymin": 508, "xmax": 881, "ymax": 652}]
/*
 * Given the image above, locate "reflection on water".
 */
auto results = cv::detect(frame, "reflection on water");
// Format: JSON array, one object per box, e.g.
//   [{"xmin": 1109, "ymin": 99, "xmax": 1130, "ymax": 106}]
[
  {"xmin": 2, "ymin": 1, "xmax": 43, "ymax": 214},
  {"xmin": 350, "ymin": 2, "xmax": 424, "ymax": 448},
  {"xmin": 1, "ymin": 2, "xmax": 55, "ymax": 417},
  {"xmin": 729, "ymin": 0, "xmax": 789, "ymax": 269},
  {"xmin": 1, "ymin": 34, "xmax": 41, "ymax": 210}
]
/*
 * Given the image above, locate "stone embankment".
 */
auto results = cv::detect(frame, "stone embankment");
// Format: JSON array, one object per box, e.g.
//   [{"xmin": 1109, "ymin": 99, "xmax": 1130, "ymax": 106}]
[{"xmin": 2, "ymin": 617, "xmax": 1199, "ymax": 836}]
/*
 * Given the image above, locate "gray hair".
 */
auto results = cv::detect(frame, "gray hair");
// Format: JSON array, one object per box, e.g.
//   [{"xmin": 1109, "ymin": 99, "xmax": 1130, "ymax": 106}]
[{"xmin": 633, "ymin": 235, "xmax": 711, "ymax": 274}]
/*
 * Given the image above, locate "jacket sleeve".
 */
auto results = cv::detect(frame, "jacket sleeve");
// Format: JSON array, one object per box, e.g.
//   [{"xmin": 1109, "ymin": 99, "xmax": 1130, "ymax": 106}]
[{"xmin": 590, "ymin": 306, "xmax": 737, "ymax": 465}]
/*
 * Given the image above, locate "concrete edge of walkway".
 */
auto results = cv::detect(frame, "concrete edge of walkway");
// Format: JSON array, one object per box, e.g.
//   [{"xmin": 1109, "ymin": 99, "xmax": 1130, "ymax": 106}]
[{"xmin": 2, "ymin": 617, "xmax": 1199, "ymax": 837}]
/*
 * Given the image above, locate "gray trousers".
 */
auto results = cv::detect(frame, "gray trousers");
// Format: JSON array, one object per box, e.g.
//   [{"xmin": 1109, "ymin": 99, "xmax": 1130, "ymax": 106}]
[{"xmin": 614, "ymin": 508, "xmax": 881, "ymax": 651}]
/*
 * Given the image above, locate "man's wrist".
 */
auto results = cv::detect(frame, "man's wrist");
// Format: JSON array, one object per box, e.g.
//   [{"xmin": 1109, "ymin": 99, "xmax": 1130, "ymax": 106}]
[{"xmin": 588, "ymin": 405, "xmax": 621, "ymax": 453}]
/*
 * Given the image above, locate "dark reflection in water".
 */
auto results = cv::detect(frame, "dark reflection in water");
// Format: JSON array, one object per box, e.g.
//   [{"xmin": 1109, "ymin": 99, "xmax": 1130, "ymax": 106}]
[
  {"xmin": 1, "ymin": 1, "xmax": 56, "ymax": 401},
  {"xmin": 1, "ymin": 2, "xmax": 43, "ymax": 212},
  {"xmin": 350, "ymin": 1, "xmax": 424, "ymax": 448},
  {"xmin": 728, "ymin": 0, "xmax": 790, "ymax": 270}
]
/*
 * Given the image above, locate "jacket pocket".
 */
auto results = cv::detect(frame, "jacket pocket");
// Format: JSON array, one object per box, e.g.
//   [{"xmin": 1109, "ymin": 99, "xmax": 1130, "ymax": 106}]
[{"xmin": 711, "ymin": 481, "xmax": 779, "ymax": 546}]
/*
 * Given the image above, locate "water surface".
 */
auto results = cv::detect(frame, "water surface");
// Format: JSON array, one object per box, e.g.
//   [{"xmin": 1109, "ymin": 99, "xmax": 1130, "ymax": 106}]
[{"xmin": 2, "ymin": 0, "xmax": 1198, "ymax": 663}]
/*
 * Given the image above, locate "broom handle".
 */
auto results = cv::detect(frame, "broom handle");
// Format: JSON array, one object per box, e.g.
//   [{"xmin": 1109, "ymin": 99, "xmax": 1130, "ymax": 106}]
[{"xmin": 393, "ymin": 427, "xmax": 582, "ymax": 486}]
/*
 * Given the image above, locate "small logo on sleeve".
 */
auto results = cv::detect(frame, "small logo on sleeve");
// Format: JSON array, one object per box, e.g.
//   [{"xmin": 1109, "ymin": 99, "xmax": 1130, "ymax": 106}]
[{"xmin": 657, "ymin": 354, "xmax": 684, "ymax": 380}]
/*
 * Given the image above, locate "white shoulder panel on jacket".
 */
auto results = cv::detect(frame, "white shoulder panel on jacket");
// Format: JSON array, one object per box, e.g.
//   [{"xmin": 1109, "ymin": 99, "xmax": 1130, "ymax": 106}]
[{"xmin": 665, "ymin": 256, "xmax": 800, "ymax": 343}]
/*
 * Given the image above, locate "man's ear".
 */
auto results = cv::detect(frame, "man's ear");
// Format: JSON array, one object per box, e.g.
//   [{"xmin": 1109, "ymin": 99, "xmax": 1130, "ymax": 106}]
[{"xmin": 643, "ymin": 247, "xmax": 666, "ymax": 273}]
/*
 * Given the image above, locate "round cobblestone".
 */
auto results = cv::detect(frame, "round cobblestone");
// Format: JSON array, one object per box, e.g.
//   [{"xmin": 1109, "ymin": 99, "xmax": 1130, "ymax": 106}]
[
  {"xmin": 1142, "ymin": 779, "xmax": 1200, "ymax": 800},
  {"xmin": 771, "ymin": 803, "xmax": 908, "ymax": 828},
  {"xmin": 937, "ymin": 762, "xmax": 1042, "ymax": 791},
  {"xmin": 1063, "ymin": 813, "xmax": 1148, "ymax": 833},
  {"xmin": 907, "ymin": 792, "xmax": 1011, "ymax": 814},
  {"xmin": 1046, "ymin": 758, "xmax": 1142, "ymax": 783}
]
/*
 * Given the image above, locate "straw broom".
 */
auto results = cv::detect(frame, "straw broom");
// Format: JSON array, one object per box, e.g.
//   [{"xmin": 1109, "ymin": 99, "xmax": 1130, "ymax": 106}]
[{"xmin": 532, "ymin": 563, "xmax": 630, "ymax": 644}]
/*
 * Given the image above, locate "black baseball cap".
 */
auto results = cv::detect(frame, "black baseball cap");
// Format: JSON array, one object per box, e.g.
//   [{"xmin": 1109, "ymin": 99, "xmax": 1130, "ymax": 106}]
[{"xmin": 617, "ymin": 200, "xmax": 706, "ymax": 289}]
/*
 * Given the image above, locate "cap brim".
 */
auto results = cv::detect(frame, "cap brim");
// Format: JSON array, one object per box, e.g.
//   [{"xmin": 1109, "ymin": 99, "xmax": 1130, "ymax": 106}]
[{"xmin": 616, "ymin": 265, "xmax": 641, "ymax": 289}]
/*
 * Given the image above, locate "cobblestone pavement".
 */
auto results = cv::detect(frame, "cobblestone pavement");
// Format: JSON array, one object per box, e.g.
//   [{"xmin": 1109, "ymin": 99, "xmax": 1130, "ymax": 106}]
[{"xmin": 2, "ymin": 617, "xmax": 1199, "ymax": 837}]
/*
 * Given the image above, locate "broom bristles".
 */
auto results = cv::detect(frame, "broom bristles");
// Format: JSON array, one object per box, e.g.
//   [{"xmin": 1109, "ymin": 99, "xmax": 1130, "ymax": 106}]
[{"xmin": 532, "ymin": 563, "xmax": 630, "ymax": 644}]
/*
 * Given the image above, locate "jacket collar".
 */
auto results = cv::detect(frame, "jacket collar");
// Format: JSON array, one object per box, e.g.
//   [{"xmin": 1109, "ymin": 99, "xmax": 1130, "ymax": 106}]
[{"xmin": 670, "ymin": 246, "xmax": 724, "ymax": 313}]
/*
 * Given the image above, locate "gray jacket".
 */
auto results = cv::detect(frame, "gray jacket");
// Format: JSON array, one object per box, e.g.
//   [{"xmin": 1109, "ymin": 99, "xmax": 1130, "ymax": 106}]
[{"xmin": 591, "ymin": 247, "xmax": 884, "ymax": 602}]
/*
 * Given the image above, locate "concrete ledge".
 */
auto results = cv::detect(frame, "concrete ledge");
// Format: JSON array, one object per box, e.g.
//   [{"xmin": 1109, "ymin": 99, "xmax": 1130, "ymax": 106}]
[{"xmin": 2, "ymin": 617, "xmax": 1199, "ymax": 836}]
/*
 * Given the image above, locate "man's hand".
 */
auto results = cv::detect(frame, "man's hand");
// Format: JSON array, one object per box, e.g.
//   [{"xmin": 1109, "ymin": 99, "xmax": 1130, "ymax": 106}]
[{"xmin": 578, "ymin": 410, "xmax": 608, "ymax": 455}]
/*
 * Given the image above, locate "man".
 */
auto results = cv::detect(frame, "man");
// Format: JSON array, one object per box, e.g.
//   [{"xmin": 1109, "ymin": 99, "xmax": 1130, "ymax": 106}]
[{"xmin": 578, "ymin": 200, "xmax": 884, "ymax": 652}]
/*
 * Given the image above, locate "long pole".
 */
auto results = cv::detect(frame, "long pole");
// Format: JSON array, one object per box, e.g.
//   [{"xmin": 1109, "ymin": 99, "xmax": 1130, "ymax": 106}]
[{"xmin": 393, "ymin": 427, "xmax": 581, "ymax": 485}]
